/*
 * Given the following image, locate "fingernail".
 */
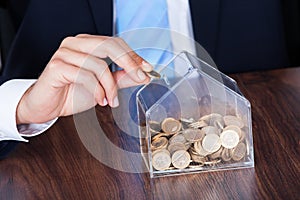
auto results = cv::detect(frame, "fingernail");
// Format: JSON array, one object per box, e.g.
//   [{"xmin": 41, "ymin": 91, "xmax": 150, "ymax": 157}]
[
  {"xmin": 142, "ymin": 61, "xmax": 153, "ymax": 72},
  {"xmin": 137, "ymin": 69, "xmax": 146, "ymax": 81},
  {"xmin": 112, "ymin": 96, "xmax": 119, "ymax": 107},
  {"xmin": 103, "ymin": 98, "xmax": 108, "ymax": 106}
]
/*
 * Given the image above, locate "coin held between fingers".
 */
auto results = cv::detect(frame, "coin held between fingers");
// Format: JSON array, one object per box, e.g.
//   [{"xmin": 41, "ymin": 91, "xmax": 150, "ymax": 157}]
[{"xmin": 145, "ymin": 70, "xmax": 161, "ymax": 79}]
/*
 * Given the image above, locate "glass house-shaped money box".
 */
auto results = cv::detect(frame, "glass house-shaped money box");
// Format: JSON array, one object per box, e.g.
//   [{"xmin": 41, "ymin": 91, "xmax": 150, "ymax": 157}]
[{"xmin": 136, "ymin": 52, "xmax": 254, "ymax": 178}]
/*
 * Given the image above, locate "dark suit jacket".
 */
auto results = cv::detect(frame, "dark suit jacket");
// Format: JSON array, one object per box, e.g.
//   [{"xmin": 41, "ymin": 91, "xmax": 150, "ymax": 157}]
[{"xmin": 0, "ymin": 0, "xmax": 289, "ymax": 158}]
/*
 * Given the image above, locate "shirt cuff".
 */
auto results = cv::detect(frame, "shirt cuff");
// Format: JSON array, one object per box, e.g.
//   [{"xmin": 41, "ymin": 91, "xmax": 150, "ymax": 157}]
[{"xmin": 0, "ymin": 79, "xmax": 57, "ymax": 142}]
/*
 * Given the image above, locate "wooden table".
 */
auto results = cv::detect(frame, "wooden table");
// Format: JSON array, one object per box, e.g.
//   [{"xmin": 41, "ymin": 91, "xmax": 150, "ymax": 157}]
[{"xmin": 1, "ymin": 67, "xmax": 299, "ymax": 200}]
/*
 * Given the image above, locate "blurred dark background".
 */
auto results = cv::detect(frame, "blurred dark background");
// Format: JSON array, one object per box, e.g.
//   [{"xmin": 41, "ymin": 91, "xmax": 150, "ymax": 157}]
[
  {"xmin": 281, "ymin": 0, "xmax": 300, "ymax": 68},
  {"xmin": 0, "ymin": 0, "xmax": 299, "ymax": 73}
]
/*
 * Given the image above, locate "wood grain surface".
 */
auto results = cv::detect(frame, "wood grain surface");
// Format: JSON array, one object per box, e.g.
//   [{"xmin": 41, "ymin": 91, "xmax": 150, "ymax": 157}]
[{"xmin": 0, "ymin": 67, "xmax": 299, "ymax": 200}]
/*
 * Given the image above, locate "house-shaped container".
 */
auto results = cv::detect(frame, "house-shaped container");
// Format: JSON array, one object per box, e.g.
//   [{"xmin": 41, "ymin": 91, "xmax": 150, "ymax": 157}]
[{"xmin": 137, "ymin": 52, "xmax": 254, "ymax": 178}]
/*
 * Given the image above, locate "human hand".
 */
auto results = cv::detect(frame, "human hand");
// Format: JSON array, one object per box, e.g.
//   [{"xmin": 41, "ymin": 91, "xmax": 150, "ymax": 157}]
[{"xmin": 16, "ymin": 34, "xmax": 153, "ymax": 124}]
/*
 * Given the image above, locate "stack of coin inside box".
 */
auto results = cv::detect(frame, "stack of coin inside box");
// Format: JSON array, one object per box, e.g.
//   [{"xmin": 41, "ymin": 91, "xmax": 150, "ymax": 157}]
[{"xmin": 150, "ymin": 113, "xmax": 248, "ymax": 171}]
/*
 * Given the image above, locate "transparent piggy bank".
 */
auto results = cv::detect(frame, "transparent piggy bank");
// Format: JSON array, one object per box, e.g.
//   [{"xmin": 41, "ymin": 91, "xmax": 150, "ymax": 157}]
[{"xmin": 137, "ymin": 52, "xmax": 254, "ymax": 178}]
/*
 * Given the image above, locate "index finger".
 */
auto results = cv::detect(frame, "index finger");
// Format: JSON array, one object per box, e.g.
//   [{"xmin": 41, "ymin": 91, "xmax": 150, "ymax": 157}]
[
  {"xmin": 97, "ymin": 37, "xmax": 154, "ymax": 83},
  {"xmin": 61, "ymin": 35, "xmax": 153, "ymax": 83}
]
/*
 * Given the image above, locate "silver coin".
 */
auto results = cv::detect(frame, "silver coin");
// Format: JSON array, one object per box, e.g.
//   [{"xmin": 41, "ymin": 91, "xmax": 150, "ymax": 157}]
[
  {"xmin": 171, "ymin": 150, "xmax": 191, "ymax": 169},
  {"xmin": 202, "ymin": 134, "xmax": 222, "ymax": 153},
  {"xmin": 152, "ymin": 150, "xmax": 171, "ymax": 171},
  {"xmin": 232, "ymin": 142, "xmax": 247, "ymax": 161},
  {"xmin": 220, "ymin": 129, "xmax": 240, "ymax": 149}
]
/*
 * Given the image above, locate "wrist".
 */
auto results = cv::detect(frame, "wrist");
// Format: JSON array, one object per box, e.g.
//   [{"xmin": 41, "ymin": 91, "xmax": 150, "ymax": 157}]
[{"xmin": 16, "ymin": 85, "xmax": 34, "ymax": 124}]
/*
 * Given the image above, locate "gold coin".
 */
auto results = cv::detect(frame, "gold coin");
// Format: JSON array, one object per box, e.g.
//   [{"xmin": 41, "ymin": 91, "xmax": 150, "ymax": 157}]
[
  {"xmin": 151, "ymin": 137, "xmax": 168, "ymax": 150},
  {"xmin": 189, "ymin": 162, "xmax": 204, "ymax": 168},
  {"xmin": 239, "ymin": 130, "xmax": 246, "ymax": 141},
  {"xmin": 149, "ymin": 120, "xmax": 161, "ymax": 134},
  {"xmin": 189, "ymin": 146, "xmax": 200, "ymax": 155},
  {"xmin": 200, "ymin": 113, "xmax": 223, "ymax": 126},
  {"xmin": 194, "ymin": 141, "xmax": 210, "ymax": 157},
  {"xmin": 152, "ymin": 133, "xmax": 169, "ymax": 141},
  {"xmin": 184, "ymin": 142, "xmax": 192, "ymax": 150},
  {"xmin": 214, "ymin": 120, "xmax": 225, "ymax": 130},
  {"xmin": 232, "ymin": 142, "xmax": 247, "ymax": 161},
  {"xmin": 183, "ymin": 128, "xmax": 205, "ymax": 142},
  {"xmin": 180, "ymin": 117, "xmax": 195, "ymax": 123},
  {"xmin": 190, "ymin": 153, "xmax": 206, "ymax": 163},
  {"xmin": 220, "ymin": 130, "xmax": 240, "ymax": 149},
  {"xmin": 202, "ymin": 126, "xmax": 220, "ymax": 135},
  {"xmin": 223, "ymin": 115, "xmax": 244, "ymax": 128},
  {"xmin": 152, "ymin": 149, "xmax": 171, "ymax": 157},
  {"xmin": 146, "ymin": 70, "xmax": 161, "ymax": 79},
  {"xmin": 161, "ymin": 118, "xmax": 182, "ymax": 134},
  {"xmin": 204, "ymin": 159, "xmax": 221, "ymax": 165},
  {"xmin": 152, "ymin": 150, "xmax": 171, "ymax": 171},
  {"xmin": 221, "ymin": 148, "xmax": 232, "ymax": 161},
  {"xmin": 169, "ymin": 134, "xmax": 186, "ymax": 144},
  {"xmin": 199, "ymin": 113, "xmax": 222, "ymax": 122},
  {"xmin": 202, "ymin": 133, "xmax": 222, "ymax": 153},
  {"xmin": 223, "ymin": 125, "xmax": 242, "ymax": 138},
  {"xmin": 188, "ymin": 120, "xmax": 207, "ymax": 129},
  {"xmin": 167, "ymin": 142, "xmax": 187, "ymax": 155},
  {"xmin": 171, "ymin": 150, "xmax": 191, "ymax": 169},
  {"xmin": 209, "ymin": 147, "xmax": 223, "ymax": 159},
  {"xmin": 152, "ymin": 148, "xmax": 170, "ymax": 157}
]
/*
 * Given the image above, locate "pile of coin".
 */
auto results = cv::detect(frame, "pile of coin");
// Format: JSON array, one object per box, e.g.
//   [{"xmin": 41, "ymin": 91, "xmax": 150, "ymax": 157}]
[{"xmin": 150, "ymin": 113, "xmax": 248, "ymax": 171}]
